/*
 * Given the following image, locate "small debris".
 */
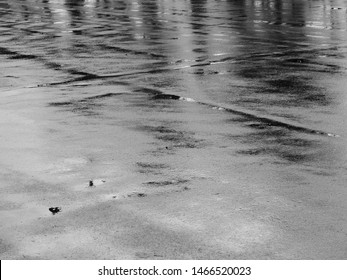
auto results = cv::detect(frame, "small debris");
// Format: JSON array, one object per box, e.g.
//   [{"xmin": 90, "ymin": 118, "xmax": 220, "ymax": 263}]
[
  {"xmin": 88, "ymin": 179, "xmax": 106, "ymax": 187},
  {"xmin": 49, "ymin": 207, "xmax": 61, "ymax": 215},
  {"xmin": 112, "ymin": 195, "xmax": 117, "ymax": 199},
  {"xmin": 127, "ymin": 192, "xmax": 147, "ymax": 198}
]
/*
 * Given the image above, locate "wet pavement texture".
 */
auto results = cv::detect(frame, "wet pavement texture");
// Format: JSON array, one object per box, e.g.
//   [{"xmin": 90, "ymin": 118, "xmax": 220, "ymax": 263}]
[{"xmin": 0, "ymin": 0, "xmax": 347, "ymax": 259}]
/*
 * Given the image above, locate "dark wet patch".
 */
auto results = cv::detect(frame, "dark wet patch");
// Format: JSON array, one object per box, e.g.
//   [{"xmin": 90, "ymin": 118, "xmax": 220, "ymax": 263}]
[
  {"xmin": 284, "ymin": 58, "xmax": 311, "ymax": 64},
  {"xmin": 44, "ymin": 61, "xmax": 63, "ymax": 70},
  {"xmin": 42, "ymin": 67, "xmax": 176, "ymax": 87},
  {"xmin": 232, "ymin": 122, "xmax": 323, "ymax": 164},
  {"xmin": 48, "ymin": 99, "xmax": 102, "ymax": 116},
  {"xmin": 175, "ymin": 142, "xmax": 204, "ymax": 149},
  {"xmin": 151, "ymin": 77, "xmax": 180, "ymax": 89},
  {"xmin": 276, "ymin": 137, "xmax": 318, "ymax": 148},
  {"xmin": 155, "ymin": 133, "xmax": 185, "ymax": 142},
  {"xmin": 281, "ymin": 152, "xmax": 315, "ymax": 163},
  {"xmin": 247, "ymin": 123, "xmax": 271, "ymax": 130},
  {"xmin": 193, "ymin": 47, "xmax": 207, "ymax": 53},
  {"xmin": 0, "ymin": 45, "xmax": 102, "ymax": 86},
  {"xmin": 236, "ymin": 148, "xmax": 267, "ymax": 156},
  {"xmin": 0, "ymin": 46, "xmax": 18, "ymax": 56},
  {"xmin": 102, "ymin": 80, "xmax": 130, "ymax": 87},
  {"xmin": 155, "ymin": 132, "xmax": 204, "ymax": 148},
  {"xmin": 228, "ymin": 116, "xmax": 251, "ymax": 123},
  {"xmin": 262, "ymin": 77, "xmax": 330, "ymax": 108},
  {"xmin": 301, "ymin": 93, "xmax": 329, "ymax": 104},
  {"xmin": 236, "ymin": 64, "xmax": 267, "ymax": 79},
  {"xmin": 191, "ymin": 29, "xmax": 209, "ymax": 35},
  {"xmin": 144, "ymin": 178, "xmax": 189, "ymax": 187},
  {"xmin": 96, "ymin": 43, "xmax": 166, "ymax": 58},
  {"xmin": 82, "ymin": 92, "xmax": 126, "ymax": 101},
  {"xmin": 48, "ymin": 101, "xmax": 73, "ymax": 107},
  {"xmin": 72, "ymin": 29, "xmax": 83, "ymax": 35},
  {"xmin": 216, "ymin": 103, "xmax": 334, "ymax": 136},
  {"xmin": 71, "ymin": 104, "xmax": 101, "ymax": 116},
  {"xmin": 239, "ymin": 90, "xmax": 330, "ymax": 108},
  {"xmin": 137, "ymin": 162, "xmax": 169, "ymax": 169},
  {"xmin": 9, "ymin": 54, "xmax": 37, "ymax": 60},
  {"xmin": 48, "ymin": 92, "xmax": 123, "ymax": 114},
  {"xmin": 191, "ymin": 62, "xmax": 212, "ymax": 68},
  {"xmin": 208, "ymin": 70, "xmax": 220, "ymax": 75},
  {"xmin": 279, "ymin": 52, "xmax": 341, "ymax": 71},
  {"xmin": 136, "ymin": 162, "xmax": 169, "ymax": 174},
  {"xmin": 151, "ymin": 94, "xmax": 181, "ymax": 100},
  {"xmin": 194, "ymin": 68, "xmax": 205, "ymax": 75},
  {"xmin": 136, "ymin": 125, "xmax": 180, "ymax": 134},
  {"xmin": 265, "ymin": 76, "xmax": 313, "ymax": 91},
  {"xmin": 124, "ymin": 96, "xmax": 181, "ymax": 112},
  {"xmin": 240, "ymin": 124, "xmax": 289, "ymax": 138},
  {"xmin": 70, "ymin": 83, "xmax": 94, "ymax": 88},
  {"xmin": 236, "ymin": 126, "xmax": 303, "ymax": 144},
  {"xmin": 231, "ymin": 48, "xmax": 337, "ymax": 114},
  {"xmin": 134, "ymin": 87, "xmax": 164, "ymax": 95},
  {"xmin": 235, "ymin": 144, "xmax": 318, "ymax": 164},
  {"xmin": 135, "ymin": 123, "xmax": 206, "ymax": 150},
  {"xmin": 67, "ymin": 69, "xmax": 98, "ymax": 77},
  {"xmin": 39, "ymin": 72, "xmax": 101, "ymax": 87}
]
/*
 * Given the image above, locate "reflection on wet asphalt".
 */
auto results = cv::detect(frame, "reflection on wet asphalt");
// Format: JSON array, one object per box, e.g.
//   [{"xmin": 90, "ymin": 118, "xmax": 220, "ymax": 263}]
[{"xmin": 1, "ymin": 0, "xmax": 347, "ymax": 259}]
